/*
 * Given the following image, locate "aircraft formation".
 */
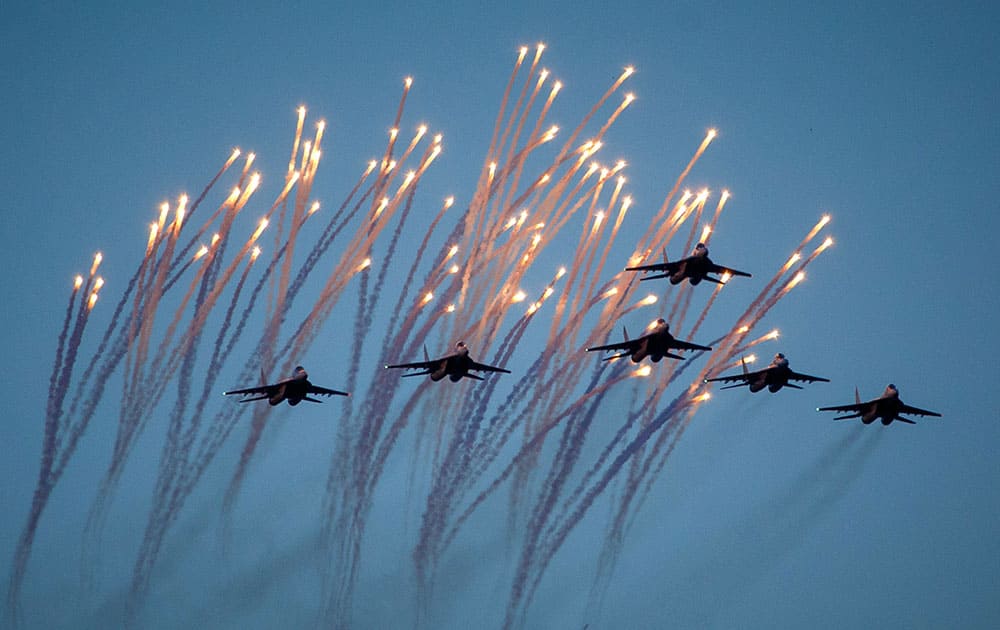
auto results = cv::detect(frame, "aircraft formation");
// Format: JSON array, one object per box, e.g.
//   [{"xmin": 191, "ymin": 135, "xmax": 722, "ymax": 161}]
[{"xmin": 226, "ymin": 242, "xmax": 941, "ymax": 426}]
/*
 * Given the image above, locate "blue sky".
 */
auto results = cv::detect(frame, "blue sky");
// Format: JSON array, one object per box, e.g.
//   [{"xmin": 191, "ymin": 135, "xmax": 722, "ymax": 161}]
[{"xmin": 2, "ymin": 1, "xmax": 999, "ymax": 628}]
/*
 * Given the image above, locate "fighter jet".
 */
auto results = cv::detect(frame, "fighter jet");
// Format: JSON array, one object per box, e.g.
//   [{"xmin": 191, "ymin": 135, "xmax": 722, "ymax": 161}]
[
  {"xmin": 385, "ymin": 341, "xmax": 510, "ymax": 382},
  {"xmin": 223, "ymin": 366, "xmax": 349, "ymax": 405},
  {"xmin": 586, "ymin": 318, "xmax": 712, "ymax": 363},
  {"xmin": 705, "ymin": 353, "xmax": 829, "ymax": 393},
  {"xmin": 817, "ymin": 384, "xmax": 941, "ymax": 425},
  {"xmin": 625, "ymin": 243, "xmax": 751, "ymax": 285}
]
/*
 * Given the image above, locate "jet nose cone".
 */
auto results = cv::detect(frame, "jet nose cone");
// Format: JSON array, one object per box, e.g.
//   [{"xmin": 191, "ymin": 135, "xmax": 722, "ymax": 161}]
[
  {"xmin": 888, "ymin": 383, "xmax": 896, "ymax": 390},
  {"xmin": 776, "ymin": 353, "xmax": 784, "ymax": 359}
]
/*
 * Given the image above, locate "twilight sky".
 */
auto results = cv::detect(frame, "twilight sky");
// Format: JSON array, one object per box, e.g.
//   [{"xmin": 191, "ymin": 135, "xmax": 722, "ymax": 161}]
[{"xmin": 2, "ymin": 1, "xmax": 998, "ymax": 628}]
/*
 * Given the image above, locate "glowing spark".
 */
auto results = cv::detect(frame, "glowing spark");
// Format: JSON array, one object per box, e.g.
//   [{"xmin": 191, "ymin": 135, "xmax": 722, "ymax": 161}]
[
  {"xmin": 531, "ymin": 233, "xmax": 542, "ymax": 247},
  {"xmin": 446, "ymin": 304, "xmax": 456, "ymax": 313},
  {"xmin": 623, "ymin": 93, "xmax": 635, "ymax": 106},
  {"xmin": 736, "ymin": 325, "xmax": 750, "ymax": 334},
  {"xmin": 505, "ymin": 218, "xmax": 517, "ymax": 230},
  {"xmin": 93, "ymin": 277, "xmax": 104, "ymax": 291},
  {"xmin": 767, "ymin": 329, "xmax": 781, "ymax": 340},
  {"xmin": 602, "ymin": 287, "xmax": 618, "ymax": 298},
  {"xmin": 556, "ymin": 266, "xmax": 567, "ymax": 279},
  {"xmin": 90, "ymin": 252, "xmax": 102, "ymax": 276},
  {"xmin": 421, "ymin": 292, "xmax": 434, "ymax": 305},
  {"xmin": 512, "ymin": 290, "xmax": 527, "ymax": 303},
  {"xmin": 706, "ymin": 128, "xmax": 718, "ymax": 141},
  {"xmin": 719, "ymin": 271, "xmax": 732, "ymax": 283},
  {"xmin": 542, "ymin": 286, "xmax": 554, "ymax": 299},
  {"xmin": 447, "ymin": 245, "xmax": 459, "ymax": 259},
  {"xmin": 194, "ymin": 246, "xmax": 209, "ymax": 260},
  {"xmin": 700, "ymin": 225, "xmax": 712, "ymax": 243},
  {"xmin": 367, "ymin": 160, "xmax": 378, "ymax": 174},
  {"xmin": 641, "ymin": 294, "xmax": 658, "ymax": 306},
  {"xmin": 783, "ymin": 252, "xmax": 801, "ymax": 271},
  {"xmin": 73, "ymin": 275, "xmax": 83, "ymax": 290},
  {"xmin": 787, "ymin": 272, "xmax": 806, "ymax": 289},
  {"xmin": 444, "ymin": 196, "xmax": 454, "ymax": 208},
  {"xmin": 737, "ymin": 355, "xmax": 757, "ymax": 367},
  {"xmin": 646, "ymin": 319, "xmax": 660, "ymax": 331},
  {"xmin": 488, "ymin": 162, "xmax": 497, "ymax": 180},
  {"xmin": 532, "ymin": 222, "xmax": 545, "ymax": 230},
  {"xmin": 404, "ymin": 76, "xmax": 413, "ymax": 88},
  {"xmin": 250, "ymin": 246, "xmax": 261, "ymax": 261},
  {"xmin": 357, "ymin": 258, "xmax": 372, "ymax": 272},
  {"xmin": 818, "ymin": 237, "xmax": 834, "ymax": 251},
  {"xmin": 448, "ymin": 264, "xmax": 459, "ymax": 274},
  {"xmin": 211, "ymin": 233, "xmax": 221, "ymax": 246},
  {"xmin": 693, "ymin": 392, "xmax": 711, "ymax": 403},
  {"xmin": 309, "ymin": 201, "xmax": 320, "ymax": 215},
  {"xmin": 624, "ymin": 65, "xmax": 635, "ymax": 77},
  {"xmin": 87, "ymin": 293, "xmax": 98, "ymax": 310},
  {"xmin": 633, "ymin": 365, "xmax": 652, "ymax": 377},
  {"xmin": 526, "ymin": 303, "xmax": 539, "ymax": 315}
]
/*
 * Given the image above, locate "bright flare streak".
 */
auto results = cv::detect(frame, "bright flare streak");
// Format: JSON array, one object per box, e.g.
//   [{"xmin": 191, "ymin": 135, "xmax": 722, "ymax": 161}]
[
  {"xmin": 531, "ymin": 234, "xmax": 542, "ymax": 247},
  {"xmin": 542, "ymin": 286, "xmax": 554, "ymax": 299},
  {"xmin": 736, "ymin": 325, "xmax": 750, "ymax": 334},
  {"xmin": 719, "ymin": 271, "xmax": 732, "ymax": 283},
  {"xmin": 374, "ymin": 197, "xmax": 389, "ymax": 218},
  {"xmin": 783, "ymin": 252, "xmax": 801, "ymax": 271},
  {"xmin": 252, "ymin": 218, "xmax": 269, "ymax": 241},
  {"xmin": 309, "ymin": 201, "xmax": 320, "ymax": 215},
  {"xmin": 767, "ymin": 329, "xmax": 780, "ymax": 340},
  {"xmin": 623, "ymin": 93, "xmax": 635, "ymax": 106},
  {"xmin": 444, "ymin": 196, "xmax": 454, "ymax": 208},
  {"xmin": 211, "ymin": 233, "xmax": 221, "ymax": 246},
  {"xmin": 624, "ymin": 65, "xmax": 635, "ymax": 77},
  {"xmin": 641, "ymin": 294, "xmax": 658, "ymax": 306},
  {"xmin": 700, "ymin": 225, "xmax": 712, "ymax": 243},
  {"xmin": 646, "ymin": 319, "xmax": 660, "ymax": 331},
  {"xmin": 367, "ymin": 160, "xmax": 378, "ymax": 174},
  {"xmin": 512, "ymin": 290, "xmax": 527, "ymax": 303},
  {"xmin": 721, "ymin": 189, "xmax": 731, "ymax": 201},
  {"xmin": 693, "ymin": 392, "xmax": 711, "ymax": 403},
  {"xmin": 404, "ymin": 76, "xmax": 413, "ymax": 88},
  {"xmin": 194, "ymin": 246, "xmax": 209, "ymax": 260},
  {"xmin": 448, "ymin": 265, "xmax": 459, "ymax": 274},
  {"xmin": 93, "ymin": 277, "xmax": 105, "ymax": 291},
  {"xmin": 147, "ymin": 224, "xmax": 158, "ymax": 251},
  {"xmin": 633, "ymin": 365, "xmax": 652, "ymax": 377},
  {"xmin": 526, "ymin": 303, "xmax": 539, "ymax": 316},
  {"xmin": 505, "ymin": 218, "xmax": 517, "ymax": 230},
  {"xmin": 488, "ymin": 162, "xmax": 497, "ymax": 180},
  {"xmin": 818, "ymin": 237, "xmax": 834, "ymax": 252},
  {"xmin": 737, "ymin": 355, "xmax": 758, "ymax": 367},
  {"xmin": 602, "ymin": 287, "xmax": 618, "ymax": 299},
  {"xmin": 90, "ymin": 252, "xmax": 102, "ymax": 276},
  {"xmin": 787, "ymin": 272, "xmax": 806, "ymax": 289},
  {"xmin": 73, "ymin": 275, "xmax": 84, "ymax": 290},
  {"xmin": 706, "ymin": 128, "xmax": 718, "ymax": 141},
  {"xmin": 446, "ymin": 304, "xmax": 456, "ymax": 313},
  {"xmin": 87, "ymin": 293, "xmax": 98, "ymax": 310},
  {"xmin": 158, "ymin": 203, "xmax": 170, "ymax": 230},
  {"xmin": 357, "ymin": 258, "xmax": 372, "ymax": 272},
  {"xmin": 556, "ymin": 266, "xmax": 567, "ymax": 279},
  {"xmin": 250, "ymin": 246, "xmax": 261, "ymax": 261},
  {"xmin": 421, "ymin": 292, "xmax": 434, "ymax": 305},
  {"xmin": 593, "ymin": 211, "xmax": 605, "ymax": 231},
  {"xmin": 447, "ymin": 245, "xmax": 459, "ymax": 259}
]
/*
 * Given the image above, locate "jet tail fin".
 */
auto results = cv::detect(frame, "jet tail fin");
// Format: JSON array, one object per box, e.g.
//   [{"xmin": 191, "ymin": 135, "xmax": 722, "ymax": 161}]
[
  {"xmin": 662, "ymin": 248, "xmax": 668, "ymax": 264},
  {"xmin": 623, "ymin": 326, "xmax": 629, "ymax": 341},
  {"xmin": 261, "ymin": 368, "xmax": 267, "ymax": 385},
  {"xmin": 741, "ymin": 356, "xmax": 749, "ymax": 376},
  {"xmin": 423, "ymin": 344, "xmax": 430, "ymax": 362},
  {"xmin": 855, "ymin": 386, "xmax": 861, "ymax": 405}
]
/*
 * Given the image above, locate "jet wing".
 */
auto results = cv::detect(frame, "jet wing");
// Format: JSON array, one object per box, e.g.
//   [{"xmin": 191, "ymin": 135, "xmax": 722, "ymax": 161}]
[
  {"xmin": 705, "ymin": 368, "xmax": 764, "ymax": 384},
  {"xmin": 788, "ymin": 370, "xmax": 830, "ymax": 384},
  {"xmin": 307, "ymin": 384, "xmax": 350, "ymax": 397},
  {"xmin": 385, "ymin": 359, "xmax": 438, "ymax": 371},
  {"xmin": 707, "ymin": 263, "xmax": 751, "ymax": 279},
  {"xmin": 898, "ymin": 403, "xmax": 941, "ymax": 417},
  {"xmin": 586, "ymin": 339, "xmax": 638, "ymax": 354},
  {"xmin": 224, "ymin": 384, "xmax": 276, "ymax": 397},
  {"xmin": 668, "ymin": 338, "xmax": 712, "ymax": 352},
  {"xmin": 469, "ymin": 360, "xmax": 511, "ymax": 374},
  {"xmin": 817, "ymin": 402, "xmax": 865, "ymax": 413},
  {"xmin": 625, "ymin": 260, "xmax": 680, "ymax": 274}
]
